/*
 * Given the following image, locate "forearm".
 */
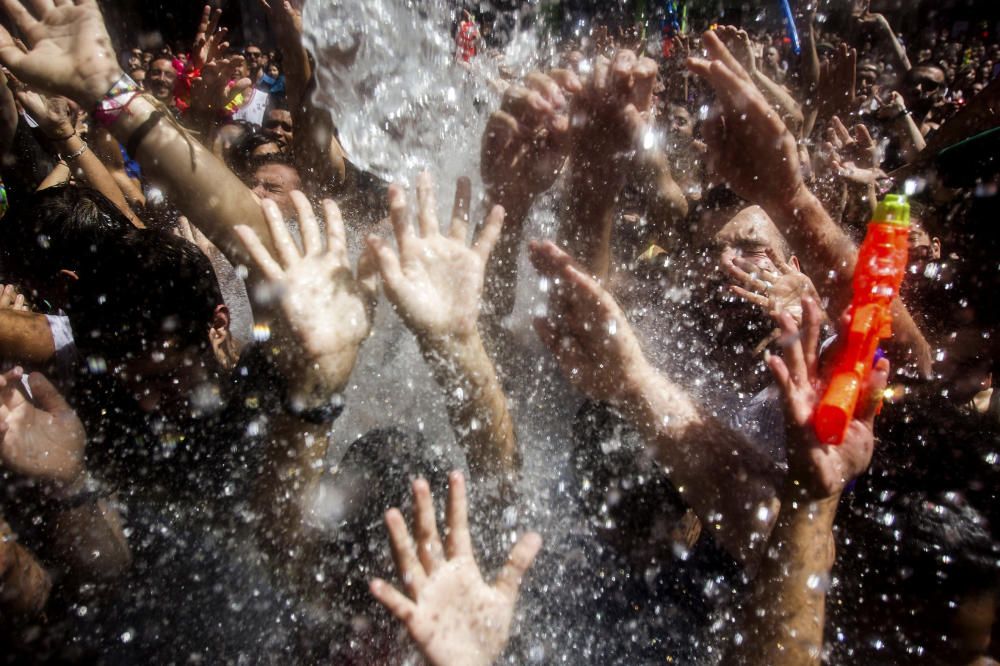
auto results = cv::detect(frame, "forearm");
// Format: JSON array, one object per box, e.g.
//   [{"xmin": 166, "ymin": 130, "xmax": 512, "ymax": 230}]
[
  {"xmin": 752, "ymin": 70, "xmax": 804, "ymax": 137},
  {"xmin": 876, "ymin": 18, "xmax": 912, "ymax": 72},
  {"xmin": 725, "ymin": 492, "xmax": 838, "ymax": 666},
  {"xmin": 55, "ymin": 133, "xmax": 142, "ymax": 227},
  {"xmin": 559, "ymin": 180, "xmax": 617, "ymax": 282},
  {"xmin": 890, "ymin": 113, "xmax": 926, "ymax": 163},
  {"xmin": 0, "ymin": 311, "xmax": 56, "ymax": 364},
  {"xmin": 37, "ymin": 161, "xmax": 70, "ymax": 190},
  {"xmin": 0, "ymin": 517, "xmax": 52, "ymax": 618},
  {"xmin": 421, "ymin": 332, "xmax": 519, "ymax": 487},
  {"xmin": 622, "ymin": 366, "xmax": 781, "ymax": 567},
  {"xmin": 483, "ymin": 195, "xmax": 532, "ymax": 321},
  {"xmin": 645, "ymin": 154, "xmax": 689, "ymax": 238},
  {"xmin": 90, "ymin": 126, "xmax": 146, "ymax": 208},
  {"xmin": 108, "ymin": 93, "xmax": 271, "ymax": 266}
]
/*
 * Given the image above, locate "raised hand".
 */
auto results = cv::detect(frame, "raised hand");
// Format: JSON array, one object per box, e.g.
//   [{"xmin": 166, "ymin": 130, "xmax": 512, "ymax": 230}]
[
  {"xmin": 0, "ymin": 367, "xmax": 85, "ymax": 487},
  {"xmin": 530, "ymin": 240, "xmax": 652, "ymax": 404},
  {"xmin": 687, "ymin": 31, "xmax": 804, "ymax": 212},
  {"xmin": 369, "ymin": 471, "xmax": 542, "ymax": 666},
  {"xmin": 815, "ymin": 43, "xmax": 858, "ymax": 121},
  {"xmin": 0, "ymin": 0, "xmax": 123, "ymax": 108},
  {"xmin": 725, "ymin": 248, "xmax": 825, "ymax": 327},
  {"xmin": 190, "ymin": 4, "xmax": 229, "ymax": 72},
  {"xmin": 481, "ymin": 69, "xmax": 580, "ymax": 210},
  {"xmin": 767, "ymin": 298, "xmax": 888, "ymax": 500},
  {"xmin": 716, "ymin": 26, "xmax": 757, "ymax": 75},
  {"xmin": 188, "ymin": 56, "xmax": 252, "ymax": 122},
  {"xmin": 367, "ymin": 173, "xmax": 504, "ymax": 348},
  {"xmin": 234, "ymin": 192, "xmax": 377, "ymax": 394},
  {"xmin": 14, "ymin": 88, "xmax": 75, "ymax": 139},
  {"xmin": 568, "ymin": 49, "xmax": 658, "ymax": 193}
]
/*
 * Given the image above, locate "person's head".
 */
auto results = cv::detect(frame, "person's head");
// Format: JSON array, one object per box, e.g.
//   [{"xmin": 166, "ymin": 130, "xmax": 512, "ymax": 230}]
[
  {"xmin": 244, "ymin": 44, "xmax": 264, "ymax": 71},
  {"xmin": 213, "ymin": 119, "xmax": 256, "ymax": 165},
  {"xmin": 147, "ymin": 57, "xmax": 178, "ymax": 103},
  {"xmin": 765, "ymin": 45, "xmax": 781, "ymax": 68},
  {"xmin": 710, "ymin": 204, "xmax": 797, "ymax": 277},
  {"xmin": 838, "ymin": 491, "xmax": 999, "ymax": 664},
  {"xmin": 857, "ymin": 61, "xmax": 879, "ymax": 98},
  {"xmin": 123, "ymin": 48, "xmax": 143, "ymax": 72},
  {"xmin": 266, "ymin": 62, "xmax": 280, "ymax": 79},
  {"xmin": 232, "ymin": 55, "xmax": 250, "ymax": 82},
  {"xmin": 248, "ymin": 154, "xmax": 303, "ymax": 217},
  {"xmin": 905, "ymin": 62, "xmax": 947, "ymax": 114},
  {"xmin": 262, "ymin": 108, "xmax": 293, "ymax": 146},
  {"xmin": 0, "ymin": 187, "xmax": 234, "ymax": 414},
  {"xmin": 666, "ymin": 103, "xmax": 694, "ymax": 140},
  {"xmin": 907, "ymin": 208, "xmax": 942, "ymax": 275}
]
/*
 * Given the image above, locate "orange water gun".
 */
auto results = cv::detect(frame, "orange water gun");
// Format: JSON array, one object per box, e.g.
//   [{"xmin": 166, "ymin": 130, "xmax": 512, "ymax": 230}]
[{"xmin": 814, "ymin": 195, "xmax": 910, "ymax": 445}]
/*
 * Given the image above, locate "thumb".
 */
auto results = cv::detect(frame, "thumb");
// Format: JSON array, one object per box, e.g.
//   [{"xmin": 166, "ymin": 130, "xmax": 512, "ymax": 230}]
[
  {"xmin": 27, "ymin": 373, "xmax": 71, "ymax": 415},
  {"xmin": 855, "ymin": 356, "xmax": 890, "ymax": 426}
]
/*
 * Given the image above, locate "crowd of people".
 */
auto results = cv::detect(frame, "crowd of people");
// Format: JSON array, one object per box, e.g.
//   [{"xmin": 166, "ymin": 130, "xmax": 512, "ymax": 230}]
[{"xmin": 0, "ymin": 0, "xmax": 997, "ymax": 663}]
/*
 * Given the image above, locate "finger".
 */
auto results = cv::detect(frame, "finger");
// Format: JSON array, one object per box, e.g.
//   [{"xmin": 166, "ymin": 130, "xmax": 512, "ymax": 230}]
[
  {"xmin": 527, "ymin": 239, "xmax": 579, "ymax": 280},
  {"xmin": 592, "ymin": 55, "xmax": 611, "ymax": 94},
  {"xmin": 26, "ymin": 372, "xmax": 70, "ymax": 414},
  {"xmin": 384, "ymin": 507, "xmax": 427, "ymax": 597},
  {"xmin": 415, "ymin": 171, "xmax": 439, "ymax": 237},
  {"xmin": 730, "ymin": 285, "xmax": 770, "ymax": 308},
  {"xmin": 473, "ymin": 205, "xmax": 505, "ymax": 262},
  {"xmin": 261, "ymin": 198, "xmax": 300, "ymax": 266},
  {"xmin": 775, "ymin": 311, "xmax": 808, "ymax": 387},
  {"xmin": 13, "ymin": 293, "xmax": 24, "ymax": 311},
  {"xmin": 630, "ymin": 57, "xmax": 658, "ymax": 112},
  {"xmin": 609, "ymin": 49, "xmax": 638, "ymax": 96},
  {"xmin": 493, "ymin": 531, "xmax": 542, "ymax": 602},
  {"xmin": 724, "ymin": 257, "xmax": 769, "ymax": 292},
  {"xmin": 766, "ymin": 350, "xmax": 793, "ymax": 396},
  {"xmin": 0, "ymin": 284, "xmax": 12, "ymax": 308},
  {"xmin": 524, "ymin": 71, "xmax": 567, "ymax": 110},
  {"xmin": 0, "ymin": 26, "xmax": 25, "ymax": 73},
  {"xmin": 234, "ymin": 224, "xmax": 283, "ymax": 281},
  {"xmin": 1, "ymin": 0, "xmax": 41, "ymax": 34},
  {"xmin": 853, "ymin": 122, "xmax": 874, "ymax": 148},
  {"xmin": 322, "ymin": 199, "xmax": 348, "ymax": 263},
  {"xmin": 765, "ymin": 247, "xmax": 795, "ymax": 275},
  {"xmin": 369, "ymin": 579, "xmax": 417, "ymax": 622},
  {"xmin": 547, "ymin": 68, "xmax": 583, "ymax": 94},
  {"xmin": 448, "ymin": 176, "xmax": 471, "ymax": 242},
  {"xmin": 831, "ymin": 115, "xmax": 853, "ymax": 145},
  {"xmin": 388, "ymin": 184, "xmax": 416, "ymax": 258},
  {"xmin": 290, "ymin": 191, "xmax": 322, "ymax": 256},
  {"xmin": 367, "ymin": 235, "xmax": 406, "ymax": 297},
  {"xmin": 801, "ymin": 296, "xmax": 822, "ymax": 380},
  {"xmin": 177, "ymin": 216, "xmax": 196, "ymax": 243},
  {"xmin": 412, "ymin": 478, "xmax": 445, "ymax": 574},
  {"xmin": 855, "ymin": 357, "xmax": 890, "ymax": 425},
  {"xmin": 702, "ymin": 30, "xmax": 752, "ymax": 82},
  {"xmin": 444, "ymin": 470, "xmax": 473, "ymax": 559},
  {"xmin": 500, "ymin": 84, "xmax": 554, "ymax": 127},
  {"xmin": 355, "ymin": 240, "xmax": 381, "ymax": 307},
  {"xmin": 481, "ymin": 111, "xmax": 522, "ymax": 181}
]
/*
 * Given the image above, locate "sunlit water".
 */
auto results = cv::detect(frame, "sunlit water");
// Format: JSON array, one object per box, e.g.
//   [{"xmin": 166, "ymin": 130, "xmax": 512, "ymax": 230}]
[{"xmin": 302, "ymin": 1, "xmax": 729, "ymax": 662}]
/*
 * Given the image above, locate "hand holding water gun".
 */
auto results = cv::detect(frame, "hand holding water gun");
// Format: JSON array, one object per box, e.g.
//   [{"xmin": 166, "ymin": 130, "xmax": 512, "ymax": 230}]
[{"xmin": 814, "ymin": 195, "xmax": 910, "ymax": 445}]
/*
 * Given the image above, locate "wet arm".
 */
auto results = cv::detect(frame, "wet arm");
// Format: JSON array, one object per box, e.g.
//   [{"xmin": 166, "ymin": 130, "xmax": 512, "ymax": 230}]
[
  {"xmin": 0, "ymin": 515, "xmax": 51, "ymax": 618},
  {"xmin": 0, "ymin": 311, "xmax": 55, "ymax": 364}
]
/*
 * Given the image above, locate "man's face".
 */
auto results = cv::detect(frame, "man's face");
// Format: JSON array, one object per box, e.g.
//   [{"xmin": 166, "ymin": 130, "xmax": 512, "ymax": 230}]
[
  {"xmin": 147, "ymin": 59, "xmax": 178, "ymax": 103},
  {"xmin": 245, "ymin": 46, "xmax": 263, "ymax": 70},
  {"xmin": 907, "ymin": 220, "xmax": 941, "ymax": 274},
  {"xmin": 857, "ymin": 65, "xmax": 878, "ymax": 97},
  {"xmin": 905, "ymin": 65, "xmax": 946, "ymax": 112},
  {"xmin": 766, "ymin": 47, "xmax": 780, "ymax": 66},
  {"xmin": 667, "ymin": 104, "xmax": 694, "ymax": 140},
  {"xmin": 127, "ymin": 49, "xmax": 143, "ymax": 71},
  {"xmin": 263, "ymin": 110, "xmax": 293, "ymax": 146},
  {"xmin": 712, "ymin": 206, "xmax": 787, "ymax": 278},
  {"xmin": 251, "ymin": 163, "xmax": 302, "ymax": 217}
]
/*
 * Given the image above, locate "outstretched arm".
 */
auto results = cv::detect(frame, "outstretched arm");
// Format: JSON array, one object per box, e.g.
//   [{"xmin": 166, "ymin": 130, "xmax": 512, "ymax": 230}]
[
  {"xmin": 368, "ymin": 174, "xmax": 518, "ymax": 492},
  {"xmin": 725, "ymin": 299, "xmax": 886, "ymax": 665},
  {"xmin": 0, "ymin": 0, "xmax": 273, "ymax": 267},
  {"xmin": 0, "ymin": 515, "xmax": 51, "ymax": 618},
  {"xmin": 531, "ymin": 241, "xmax": 782, "ymax": 567}
]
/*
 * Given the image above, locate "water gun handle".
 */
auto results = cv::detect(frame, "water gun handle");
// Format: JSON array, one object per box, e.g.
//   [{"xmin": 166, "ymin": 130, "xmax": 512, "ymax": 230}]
[{"xmin": 815, "ymin": 371, "xmax": 862, "ymax": 445}]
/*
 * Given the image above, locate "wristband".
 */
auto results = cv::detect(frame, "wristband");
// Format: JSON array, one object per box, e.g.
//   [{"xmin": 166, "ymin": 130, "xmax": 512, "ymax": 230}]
[
  {"xmin": 126, "ymin": 110, "xmax": 166, "ymax": 158},
  {"xmin": 94, "ymin": 73, "xmax": 141, "ymax": 127},
  {"xmin": 283, "ymin": 392, "xmax": 345, "ymax": 425},
  {"xmin": 59, "ymin": 142, "xmax": 88, "ymax": 162}
]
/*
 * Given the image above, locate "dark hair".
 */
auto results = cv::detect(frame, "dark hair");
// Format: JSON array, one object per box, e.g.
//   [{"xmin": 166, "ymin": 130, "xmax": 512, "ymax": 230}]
[
  {"xmin": 0, "ymin": 186, "xmax": 222, "ymax": 359},
  {"xmin": 241, "ymin": 152, "xmax": 300, "ymax": 187}
]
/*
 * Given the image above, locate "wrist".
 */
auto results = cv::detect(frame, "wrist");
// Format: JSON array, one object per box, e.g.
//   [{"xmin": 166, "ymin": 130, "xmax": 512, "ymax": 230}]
[
  {"xmin": 45, "ymin": 124, "xmax": 76, "ymax": 142},
  {"xmin": 418, "ymin": 328, "xmax": 483, "ymax": 367},
  {"xmin": 83, "ymin": 67, "xmax": 127, "ymax": 110}
]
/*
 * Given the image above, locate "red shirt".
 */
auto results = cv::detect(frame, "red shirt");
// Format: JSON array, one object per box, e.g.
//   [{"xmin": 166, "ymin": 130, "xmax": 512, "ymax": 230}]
[{"xmin": 456, "ymin": 20, "xmax": 479, "ymax": 62}]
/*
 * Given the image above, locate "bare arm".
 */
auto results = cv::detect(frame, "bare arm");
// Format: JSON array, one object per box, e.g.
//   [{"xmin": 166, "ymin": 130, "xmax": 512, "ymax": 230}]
[
  {"xmin": 0, "ymin": 311, "xmax": 55, "ymax": 364},
  {"xmin": 368, "ymin": 176, "xmax": 519, "ymax": 488},
  {"xmin": 89, "ymin": 126, "xmax": 146, "ymax": 208},
  {"xmin": 530, "ymin": 241, "xmax": 782, "ymax": 567},
  {"xmin": 36, "ymin": 160, "xmax": 70, "ymax": 190}
]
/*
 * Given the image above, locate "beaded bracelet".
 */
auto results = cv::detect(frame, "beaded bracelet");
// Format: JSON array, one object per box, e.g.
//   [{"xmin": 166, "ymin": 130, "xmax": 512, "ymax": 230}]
[{"xmin": 94, "ymin": 72, "xmax": 141, "ymax": 127}]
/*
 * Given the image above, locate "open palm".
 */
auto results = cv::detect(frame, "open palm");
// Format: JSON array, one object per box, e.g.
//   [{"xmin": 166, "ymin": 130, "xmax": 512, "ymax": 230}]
[
  {"xmin": 0, "ymin": 0, "xmax": 122, "ymax": 108},
  {"xmin": 370, "ymin": 472, "xmax": 541, "ymax": 666},
  {"xmin": 369, "ymin": 173, "xmax": 504, "ymax": 343}
]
